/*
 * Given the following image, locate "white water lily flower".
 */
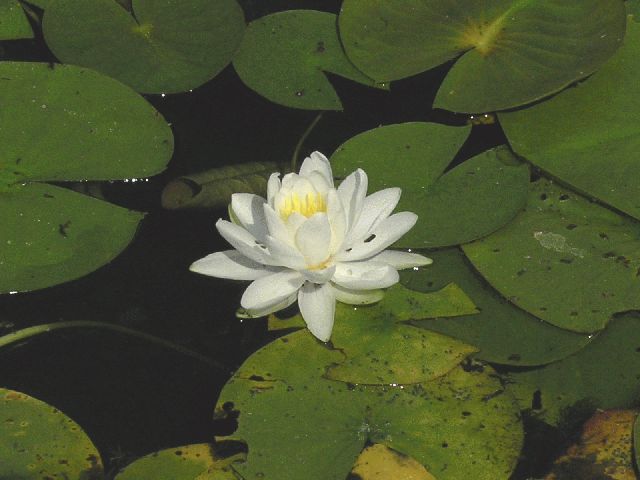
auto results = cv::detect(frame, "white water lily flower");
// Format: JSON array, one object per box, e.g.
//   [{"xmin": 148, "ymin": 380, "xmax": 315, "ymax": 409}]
[{"xmin": 190, "ymin": 151, "xmax": 432, "ymax": 342}]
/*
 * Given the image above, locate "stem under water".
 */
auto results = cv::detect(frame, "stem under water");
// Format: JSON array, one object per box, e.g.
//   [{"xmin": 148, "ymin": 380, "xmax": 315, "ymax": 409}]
[
  {"xmin": 291, "ymin": 112, "xmax": 324, "ymax": 172},
  {"xmin": 0, "ymin": 320, "xmax": 232, "ymax": 373}
]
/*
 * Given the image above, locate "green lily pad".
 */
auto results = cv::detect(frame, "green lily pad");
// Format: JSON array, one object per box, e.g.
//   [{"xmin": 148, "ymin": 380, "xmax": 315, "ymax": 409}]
[
  {"xmin": 463, "ymin": 178, "xmax": 640, "ymax": 333},
  {"xmin": 233, "ymin": 10, "xmax": 380, "ymax": 110},
  {"xmin": 506, "ymin": 312, "xmax": 640, "ymax": 426},
  {"xmin": 0, "ymin": 0, "xmax": 33, "ymax": 40},
  {"xmin": 41, "ymin": 0, "xmax": 245, "ymax": 94},
  {"xmin": 0, "ymin": 62, "xmax": 173, "ymax": 183},
  {"xmin": 339, "ymin": 0, "xmax": 626, "ymax": 112},
  {"xmin": 0, "ymin": 388, "xmax": 103, "ymax": 479},
  {"xmin": 1, "ymin": 182, "xmax": 142, "ymax": 293},
  {"xmin": 402, "ymin": 248, "xmax": 593, "ymax": 366},
  {"xmin": 114, "ymin": 444, "xmax": 243, "ymax": 480},
  {"xmin": 271, "ymin": 283, "xmax": 479, "ymax": 385},
  {"xmin": 215, "ymin": 333, "xmax": 523, "ymax": 480},
  {"xmin": 500, "ymin": 17, "xmax": 640, "ymax": 221},
  {"xmin": 330, "ymin": 123, "xmax": 529, "ymax": 248}
]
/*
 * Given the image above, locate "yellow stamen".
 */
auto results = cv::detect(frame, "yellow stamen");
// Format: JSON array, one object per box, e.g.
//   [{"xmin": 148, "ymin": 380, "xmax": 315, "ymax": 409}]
[{"xmin": 279, "ymin": 192, "xmax": 326, "ymax": 220}]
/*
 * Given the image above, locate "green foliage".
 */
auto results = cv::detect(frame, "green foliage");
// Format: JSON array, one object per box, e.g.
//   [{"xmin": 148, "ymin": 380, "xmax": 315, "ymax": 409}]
[
  {"xmin": 270, "ymin": 283, "xmax": 479, "ymax": 385},
  {"xmin": 634, "ymin": 413, "xmax": 640, "ymax": 470},
  {"xmin": 330, "ymin": 123, "xmax": 529, "ymax": 248},
  {"xmin": 41, "ymin": 0, "xmax": 245, "ymax": 93},
  {"xmin": 161, "ymin": 161, "xmax": 279, "ymax": 210},
  {"xmin": 114, "ymin": 444, "xmax": 242, "ymax": 480},
  {"xmin": 500, "ymin": 16, "xmax": 640, "ymax": 221},
  {"xmin": 463, "ymin": 178, "xmax": 640, "ymax": 333},
  {"xmin": 505, "ymin": 313, "xmax": 640, "ymax": 426},
  {"xmin": 215, "ymin": 334, "xmax": 523, "ymax": 480},
  {"xmin": 0, "ymin": 62, "xmax": 173, "ymax": 293},
  {"xmin": 402, "ymin": 249, "xmax": 593, "ymax": 366},
  {"xmin": 0, "ymin": 0, "xmax": 33, "ymax": 39},
  {"xmin": 339, "ymin": 0, "xmax": 626, "ymax": 112},
  {"xmin": 0, "ymin": 388, "xmax": 103, "ymax": 479},
  {"xmin": 233, "ymin": 10, "xmax": 380, "ymax": 110}
]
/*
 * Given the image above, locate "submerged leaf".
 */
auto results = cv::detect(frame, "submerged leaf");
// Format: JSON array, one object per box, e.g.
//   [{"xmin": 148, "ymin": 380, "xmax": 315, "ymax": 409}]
[
  {"xmin": 403, "ymin": 248, "xmax": 592, "ymax": 366},
  {"xmin": 1, "ymin": 183, "xmax": 142, "ymax": 293},
  {"xmin": 506, "ymin": 313, "xmax": 640, "ymax": 426},
  {"xmin": 463, "ymin": 178, "xmax": 640, "ymax": 333},
  {"xmin": 161, "ymin": 161, "xmax": 279, "ymax": 210},
  {"xmin": 500, "ymin": 17, "xmax": 640, "ymax": 221},
  {"xmin": 233, "ymin": 10, "xmax": 380, "ymax": 110},
  {"xmin": 0, "ymin": 0, "xmax": 33, "ymax": 40},
  {"xmin": 339, "ymin": 0, "xmax": 626, "ymax": 112},
  {"xmin": 42, "ymin": 0, "xmax": 245, "ymax": 93},
  {"xmin": 330, "ymin": 123, "xmax": 528, "ymax": 248},
  {"xmin": 0, "ymin": 388, "xmax": 103, "ymax": 479},
  {"xmin": 215, "ymin": 333, "xmax": 523, "ymax": 480},
  {"xmin": 350, "ymin": 444, "xmax": 436, "ymax": 480}
]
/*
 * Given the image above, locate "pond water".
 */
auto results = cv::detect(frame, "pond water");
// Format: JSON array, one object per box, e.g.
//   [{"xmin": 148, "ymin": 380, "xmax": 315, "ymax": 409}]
[{"xmin": 2, "ymin": 1, "xmax": 639, "ymax": 480}]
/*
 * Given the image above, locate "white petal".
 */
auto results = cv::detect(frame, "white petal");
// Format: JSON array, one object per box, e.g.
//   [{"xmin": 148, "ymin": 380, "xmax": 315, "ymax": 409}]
[
  {"xmin": 216, "ymin": 219, "xmax": 277, "ymax": 266},
  {"xmin": 241, "ymin": 292, "xmax": 297, "ymax": 318},
  {"xmin": 337, "ymin": 168, "xmax": 368, "ymax": 231},
  {"xmin": 302, "ymin": 264, "xmax": 336, "ymax": 284},
  {"xmin": 333, "ymin": 260, "xmax": 399, "ymax": 290},
  {"xmin": 267, "ymin": 173, "xmax": 281, "ymax": 206},
  {"xmin": 295, "ymin": 213, "xmax": 332, "ymax": 267},
  {"xmin": 371, "ymin": 250, "xmax": 433, "ymax": 270},
  {"xmin": 326, "ymin": 189, "xmax": 346, "ymax": 254},
  {"xmin": 306, "ymin": 170, "xmax": 331, "ymax": 194},
  {"xmin": 265, "ymin": 235, "xmax": 307, "ymax": 270},
  {"xmin": 336, "ymin": 212, "xmax": 418, "ymax": 262},
  {"xmin": 190, "ymin": 250, "xmax": 277, "ymax": 280},
  {"xmin": 231, "ymin": 193, "xmax": 269, "ymax": 242},
  {"xmin": 264, "ymin": 204, "xmax": 294, "ymax": 246},
  {"xmin": 331, "ymin": 283, "xmax": 385, "ymax": 305},
  {"xmin": 298, "ymin": 282, "xmax": 335, "ymax": 342},
  {"xmin": 346, "ymin": 188, "xmax": 400, "ymax": 245},
  {"xmin": 284, "ymin": 212, "xmax": 307, "ymax": 238},
  {"xmin": 299, "ymin": 151, "xmax": 334, "ymax": 188},
  {"xmin": 241, "ymin": 270, "xmax": 304, "ymax": 312}
]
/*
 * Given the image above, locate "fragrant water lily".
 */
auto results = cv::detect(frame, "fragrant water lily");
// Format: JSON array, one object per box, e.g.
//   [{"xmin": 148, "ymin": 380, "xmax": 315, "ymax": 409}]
[{"xmin": 190, "ymin": 152, "xmax": 431, "ymax": 341}]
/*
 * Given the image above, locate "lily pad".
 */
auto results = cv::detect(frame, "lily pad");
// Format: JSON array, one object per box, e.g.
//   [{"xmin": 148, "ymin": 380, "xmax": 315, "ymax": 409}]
[
  {"xmin": 463, "ymin": 178, "xmax": 640, "ymax": 333},
  {"xmin": 0, "ymin": 62, "xmax": 173, "ymax": 182},
  {"xmin": 506, "ymin": 313, "xmax": 640, "ymax": 426},
  {"xmin": 0, "ymin": 0, "xmax": 33, "ymax": 40},
  {"xmin": 339, "ymin": 0, "xmax": 626, "ymax": 113},
  {"xmin": 544, "ymin": 410, "xmax": 638, "ymax": 480},
  {"xmin": 0, "ymin": 388, "xmax": 103, "ymax": 479},
  {"xmin": 350, "ymin": 444, "xmax": 436, "ymax": 480},
  {"xmin": 271, "ymin": 283, "xmax": 478, "ymax": 385},
  {"xmin": 215, "ymin": 333, "xmax": 523, "ymax": 480},
  {"xmin": 330, "ymin": 123, "xmax": 529, "ymax": 248},
  {"xmin": 42, "ymin": 0, "xmax": 245, "ymax": 93},
  {"xmin": 114, "ymin": 444, "xmax": 243, "ymax": 480},
  {"xmin": 1, "ymin": 182, "xmax": 142, "ymax": 293},
  {"xmin": 232, "ymin": 10, "xmax": 380, "ymax": 110},
  {"xmin": 402, "ymin": 248, "xmax": 593, "ymax": 366},
  {"xmin": 500, "ymin": 17, "xmax": 640, "ymax": 221}
]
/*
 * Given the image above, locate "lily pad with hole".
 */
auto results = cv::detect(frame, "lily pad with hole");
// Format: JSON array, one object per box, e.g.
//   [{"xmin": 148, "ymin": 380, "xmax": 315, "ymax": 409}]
[
  {"xmin": 215, "ymin": 332, "xmax": 523, "ymax": 480},
  {"xmin": 330, "ymin": 123, "xmax": 529, "ymax": 248},
  {"xmin": 339, "ymin": 0, "xmax": 626, "ymax": 113},
  {"xmin": 42, "ymin": 0, "xmax": 245, "ymax": 93},
  {"xmin": 500, "ymin": 17, "xmax": 640, "ymax": 222},
  {"xmin": 0, "ymin": 62, "xmax": 172, "ymax": 293},
  {"xmin": 0, "ymin": 388, "xmax": 103, "ymax": 479},
  {"xmin": 463, "ymin": 178, "xmax": 640, "ymax": 333},
  {"xmin": 233, "ymin": 10, "xmax": 381, "ymax": 110},
  {"xmin": 0, "ymin": 0, "xmax": 33, "ymax": 39},
  {"xmin": 402, "ymin": 248, "xmax": 593, "ymax": 366},
  {"xmin": 114, "ymin": 444, "xmax": 243, "ymax": 480},
  {"xmin": 506, "ymin": 313, "xmax": 640, "ymax": 427}
]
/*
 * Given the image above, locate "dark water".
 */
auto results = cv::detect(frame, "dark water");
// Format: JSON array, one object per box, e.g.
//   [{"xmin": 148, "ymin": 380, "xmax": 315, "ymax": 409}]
[{"xmin": 0, "ymin": 1, "xmax": 513, "ymax": 477}]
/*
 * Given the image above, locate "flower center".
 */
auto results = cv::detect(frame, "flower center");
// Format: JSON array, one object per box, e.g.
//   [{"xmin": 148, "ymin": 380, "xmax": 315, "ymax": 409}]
[{"xmin": 278, "ymin": 192, "xmax": 326, "ymax": 220}]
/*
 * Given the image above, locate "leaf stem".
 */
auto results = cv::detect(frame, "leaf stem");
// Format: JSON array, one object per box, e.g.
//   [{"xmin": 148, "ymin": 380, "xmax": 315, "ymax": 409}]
[
  {"xmin": 0, "ymin": 320, "xmax": 232, "ymax": 373},
  {"xmin": 291, "ymin": 112, "xmax": 324, "ymax": 172}
]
